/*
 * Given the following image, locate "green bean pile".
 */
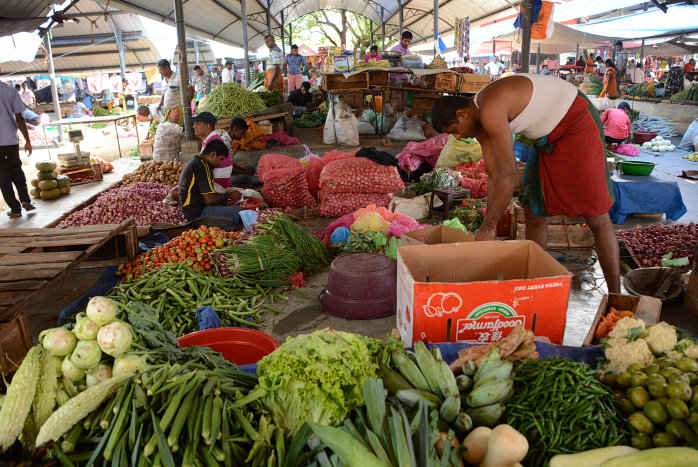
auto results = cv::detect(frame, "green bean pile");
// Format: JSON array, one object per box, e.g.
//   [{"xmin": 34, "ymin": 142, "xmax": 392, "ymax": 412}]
[
  {"xmin": 504, "ymin": 358, "xmax": 630, "ymax": 467},
  {"xmin": 201, "ymin": 82, "xmax": 266, "ymax": 119},
  {"xmin": 107, "ymin": 263, "xmax": 289, "ymax": 336}
]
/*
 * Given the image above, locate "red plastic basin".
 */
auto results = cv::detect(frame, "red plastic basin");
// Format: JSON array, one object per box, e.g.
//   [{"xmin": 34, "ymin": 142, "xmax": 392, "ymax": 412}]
[
  {"xmin": 177, "ymin": 327, "xmax": 280, "ymax": 365},
  {"xmin": 632, "ymin": 131, "xmax": 657, "ymax": 145},
  {"xmin": 319, "ymin": 253, "xmax": 397, "ymax": 320}
]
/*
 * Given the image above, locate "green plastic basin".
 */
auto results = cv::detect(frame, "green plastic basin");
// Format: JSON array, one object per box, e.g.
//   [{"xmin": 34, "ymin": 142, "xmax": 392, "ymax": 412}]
[{"xmin": 620, "ymin": 161, "xmax": 656, "ymax": 176}]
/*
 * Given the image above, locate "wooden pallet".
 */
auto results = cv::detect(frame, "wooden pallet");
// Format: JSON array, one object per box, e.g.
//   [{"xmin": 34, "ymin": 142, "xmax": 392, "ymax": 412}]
[{"xmin": 0, "ymin": 220, "xmax": 138, "ymax": 321}]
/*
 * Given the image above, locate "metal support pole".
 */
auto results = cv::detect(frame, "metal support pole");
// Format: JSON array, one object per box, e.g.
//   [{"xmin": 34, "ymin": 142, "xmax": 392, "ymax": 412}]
[
  {"xmin": 173, "ymin": 0, "xmax": 193, "ymax": 141},
  {"xmin": 639, "ymin": 38, "xmax": 645, "ymax": 70},
  {"xmin": 399, "ymin": 0, "xmax": 404, "ymax": 39},
  {"xmin": 44, "ymin": 32, "xmax": 63, "ymax": 143},
  {"xmin": 381, "ymin": 7, "xmax": 386, "ymax": 51},
  {"xmin": 433, "ymin": 0, "xmax": 439, "ymax": 57},
  {"xmin": 242, "ymin": 0, "xmax": 251, "ymax": 86},
  {"xmin": 280, "ymin": 10, "xmax": 286, "ymax": 55},
  {"xmin": 536, "ymin": 42, "xmax": 541, "ymax": 73},
  {"xmin": 492, "ymin": 38, "xmax": 496, "ymax": 56},
  {"xmin": 521, "ymin": 0, "xmax": 533, "ymax": 72},
  {"xmin": 193, "ymin": 40, "xmax": 200, "ymax": 66},
  {"xmin": 370, "ymin": 20, "xmax": 374, "ymax": 47},
  {"xmin": 115, "ymin": 31, "xmax": 127, "ymax": 78},
  {"xmin": 575, "ymin": 43, "xmax": 579, "ymax": 62},
  {"xmin": 288, "ymin": 22, "xmax": 292, "ymax": 49},
  {"xmin": 266, "ymin": 0, "xmax": 271, "ymax": 36}
]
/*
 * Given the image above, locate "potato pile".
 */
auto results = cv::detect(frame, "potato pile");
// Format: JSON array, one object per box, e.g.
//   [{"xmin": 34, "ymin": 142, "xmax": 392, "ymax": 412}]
[{"xmin": 122, "ymin": 160, "xmax": 185, "ymax": 186}]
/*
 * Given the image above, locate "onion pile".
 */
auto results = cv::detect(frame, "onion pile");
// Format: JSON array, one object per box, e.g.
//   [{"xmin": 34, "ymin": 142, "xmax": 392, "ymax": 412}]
[
  {"xmin": 58, "ymin": 182, "xmax": 186, "ymax": 227},
  {"xmin": 319, "ymin": 192, "xmax": 394, "ymax": 218},
  {"xmin": 319, "ymin": 158, "xmax": 404, "ymax": 194},
  {"xmin": 617, "ymin": 222, "xmax": 698, "ymax": 267}
]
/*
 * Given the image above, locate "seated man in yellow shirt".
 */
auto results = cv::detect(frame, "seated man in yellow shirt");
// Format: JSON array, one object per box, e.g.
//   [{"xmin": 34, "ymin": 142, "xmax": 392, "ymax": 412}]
[{"xmin": 227, "ymin": 117, "xmax": 265, "ymax": 185}]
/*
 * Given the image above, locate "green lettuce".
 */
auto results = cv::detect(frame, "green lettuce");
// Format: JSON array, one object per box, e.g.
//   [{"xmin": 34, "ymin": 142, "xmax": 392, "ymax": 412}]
[{"xmin": 256, "ymin": 329, "xmax": 383, "ymax": 434}]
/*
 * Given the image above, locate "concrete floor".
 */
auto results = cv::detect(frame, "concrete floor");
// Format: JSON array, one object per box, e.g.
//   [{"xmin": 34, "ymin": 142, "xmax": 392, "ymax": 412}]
[{"xmin": 12, "ymin": 128, "xmax": 698, "ymax": 348}]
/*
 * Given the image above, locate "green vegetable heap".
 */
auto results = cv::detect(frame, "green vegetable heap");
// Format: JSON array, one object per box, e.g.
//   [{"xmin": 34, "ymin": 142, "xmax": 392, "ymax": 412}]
[
  {"xmin": 409, "ymin": 168, "xmax": 460, "ymax": 196},
  {"xmin": 201, "ymin": 82, "xmax": 266, "ymax": 119}
]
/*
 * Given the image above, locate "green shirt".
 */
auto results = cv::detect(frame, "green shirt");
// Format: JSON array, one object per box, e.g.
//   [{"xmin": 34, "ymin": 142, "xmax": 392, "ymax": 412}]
[{"xmin": 268, "ymin": 45, "xmax": 283, "ymax": 69}]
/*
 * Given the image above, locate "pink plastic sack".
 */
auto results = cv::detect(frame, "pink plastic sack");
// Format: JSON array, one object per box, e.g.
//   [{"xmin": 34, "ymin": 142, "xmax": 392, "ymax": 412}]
[
  {"xmin": 396, "ymin": 134, "xmax": 449, "ymax": 172},
  {"xmin": 263, "ymin": 165, "xmax": 316, "ymax": 208},
  {"xmin": 257, "ymin": 154, "xmax": 301, "ymax": 182},
  {"xmin": 319, "ymin": 158, "xmax": 404, "ymax": 195},
  {"xmin": 610, "ymin": 144, "xmax": 640, "ymax": 157},
  {"xmin": 315, "ymin": 213, "xmax": 356, "ymax": 245},
  {"xmin": 318, "ymin": 192, "xmax": 394, "ymax": 218},
  {"xmin": 265, "ymin": 130, "xmax": 300, "ymax": 147}
]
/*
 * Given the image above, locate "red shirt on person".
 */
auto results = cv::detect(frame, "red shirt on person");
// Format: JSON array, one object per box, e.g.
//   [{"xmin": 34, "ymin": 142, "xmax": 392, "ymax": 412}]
[{"xmin": 601, "ymin": 108, "xmax": 631, "ymax": 140}]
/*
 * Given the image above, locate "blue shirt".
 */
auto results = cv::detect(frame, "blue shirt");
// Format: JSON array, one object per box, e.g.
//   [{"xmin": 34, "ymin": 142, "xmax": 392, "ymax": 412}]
[{"xmin": 285, "ymin": 54, "xmax": 307, "ymax": 75}]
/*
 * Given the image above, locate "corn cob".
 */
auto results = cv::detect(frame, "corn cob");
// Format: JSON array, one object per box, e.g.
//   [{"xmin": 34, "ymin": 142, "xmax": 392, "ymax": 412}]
[
  {"xmin": 34, "ymin": 350, "xmax": 58, "ymax": 428},
  {"xmin": 35, "ymin": 375, "xmax": 129, "ymax": 447},
  {"xmin": 0, "ymin": 346, "xmax": 42, "ymax": 452}
]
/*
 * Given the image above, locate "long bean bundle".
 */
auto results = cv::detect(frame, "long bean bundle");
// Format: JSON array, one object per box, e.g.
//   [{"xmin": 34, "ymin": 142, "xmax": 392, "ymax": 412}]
[
  {"xmin": 504, "ymin": 358, "xmax": 630, "ymax": 467},
  {"xmin": 211, "ymin": 236, "xmax": 299, "ymax": 280},
  {"xmin": 201, "ymin": 82, "xmax": 266, "ymax": 119}
]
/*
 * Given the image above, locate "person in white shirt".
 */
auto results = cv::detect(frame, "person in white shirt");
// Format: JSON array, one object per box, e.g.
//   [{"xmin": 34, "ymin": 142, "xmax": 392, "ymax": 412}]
[
  {"xmin": 484, "ymin": 57, "xmax": 506, "ymax": 78},
  {"xmin": 463, "ymin": 57, "xmax": 477, "ymax": 72},
  {"xmin": 20, "ymin": 83, "xmax": 35, "ymax": 108},
  {"xmin": 221, "ymin": 61, "xmax": 234, "ymax": 83},
  {"xmin": 155, "ymin": 59, "xmax": 194, "ymax": 125}
]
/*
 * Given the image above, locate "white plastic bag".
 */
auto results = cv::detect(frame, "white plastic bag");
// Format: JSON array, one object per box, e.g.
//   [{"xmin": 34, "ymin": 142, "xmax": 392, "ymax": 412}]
[
  {"xmin": 680, "ymin": 118, "xmax": 698, "ymax": 150},
  {"xmin": 388, "ymin": 194, "xmax": 440, "ymax": 220},
  {"xmin": 358, "ymin": 121, "xmax": 376, "ymax": 135},
  {"xmin": 388, "ymin": 116, "xmax": 426, "ymax": 142},
  {"xmin": 152, "ymin": 121, "xmax": 183, "ymax": 161},
  {"xmin": 322, "ymin": 101, "xmax": 337, "ymax": 144},
  {"xmin": 334, "ymin": 104, "xmax": 360, "ymax": 146}
]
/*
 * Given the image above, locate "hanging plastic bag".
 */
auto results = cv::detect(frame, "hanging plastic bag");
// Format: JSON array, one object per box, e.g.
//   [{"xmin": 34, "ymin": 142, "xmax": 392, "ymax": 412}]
[
  {"xmin": 436, "ymin": 135, "xmax": 483, "ymax": 168},
  {"xmin": 334, "ymin": 104, "xmax": 360, "ymax": 146},
  {"xmin": 351, "ymin": 211, "xmax": 390, "ymax": 234},
  {"xmin": 322, "ymin": 100, "xmax": 337, "ymax": 144}
]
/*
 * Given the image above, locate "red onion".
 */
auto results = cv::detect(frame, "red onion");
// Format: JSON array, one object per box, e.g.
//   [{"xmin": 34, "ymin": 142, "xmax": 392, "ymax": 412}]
[{"xmin": 617, "ymin": 222, "xmax": 697, "ymax": 267}]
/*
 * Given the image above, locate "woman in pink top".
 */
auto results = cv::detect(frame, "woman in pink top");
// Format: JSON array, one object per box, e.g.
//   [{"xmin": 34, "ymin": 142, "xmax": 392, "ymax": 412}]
[
  {"xmin": 600, "ymin": 102, "xmax": 631, "ymax": 148},
  {"xmin": 364, "ymin": 45, "xmax": 382, "ymax": 63}
]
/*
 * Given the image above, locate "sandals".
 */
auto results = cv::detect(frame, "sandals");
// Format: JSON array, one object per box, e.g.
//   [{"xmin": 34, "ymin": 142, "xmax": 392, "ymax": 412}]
[
  {"xmin": 22, "ymin": 202, "xmax": 36, "ymax": 211},
  {"xmin": 7, "ymin": 211, "xmax": 22, "ymax": 218}
]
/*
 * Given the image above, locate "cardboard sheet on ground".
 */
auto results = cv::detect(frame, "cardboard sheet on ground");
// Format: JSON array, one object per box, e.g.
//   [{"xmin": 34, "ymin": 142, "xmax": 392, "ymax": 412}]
[{"xmin": 609, "ymin": 176, "xmax": 687, "ymax": 224}]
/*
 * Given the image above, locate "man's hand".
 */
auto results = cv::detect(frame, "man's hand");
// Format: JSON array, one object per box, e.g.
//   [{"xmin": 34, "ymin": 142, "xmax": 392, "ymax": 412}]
[
  {"xmin": 226, "ymin": 188, "xmax": 242, "ymax": 202},
  {"xmin": 24, "ymin": 142, "xmax": 32, "ymax": 156},
  {"xmin": 474, "ymin": 226, "xmax": 496, "ymax": 241}
]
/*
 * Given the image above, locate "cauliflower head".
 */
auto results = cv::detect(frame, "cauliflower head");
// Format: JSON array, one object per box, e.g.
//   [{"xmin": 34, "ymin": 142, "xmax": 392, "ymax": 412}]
[
  {"xmin": 608, "ymin": 317, "xmax": 646, "ymax": 339},
  {"xmin": 644, "ymin": 322, "xmax": 678, "ymax": 355},
  {"xmin": 666, "ymin": 350, "xmax": 684, "ymax": 361},
  {"xmin": 604, "ymin": 338, "xmax": 655, "ymax": 374},
  {"xmin": 676, "ymin": 338, "xmax": 698, "ymax": 359}
]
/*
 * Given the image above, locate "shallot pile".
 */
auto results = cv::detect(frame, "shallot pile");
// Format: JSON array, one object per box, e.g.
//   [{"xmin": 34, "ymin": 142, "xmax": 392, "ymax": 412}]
[
  {"xmin": 617, "ymin": 222, "xmax": 698, "ymax": 267},
  {"xmin": 57, "ymin": 182, "xmax": 186, "ymax": 227}
]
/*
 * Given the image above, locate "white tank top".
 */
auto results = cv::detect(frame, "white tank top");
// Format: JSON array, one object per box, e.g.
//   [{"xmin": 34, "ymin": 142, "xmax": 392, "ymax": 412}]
[{"xmin": 476, "ymin": 73, "xmax": 578, "ymax": 140}]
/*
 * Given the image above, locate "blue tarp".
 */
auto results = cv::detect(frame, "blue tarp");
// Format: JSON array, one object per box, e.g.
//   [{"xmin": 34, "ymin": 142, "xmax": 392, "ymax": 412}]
[{"xmin": 609, "ymin": 176, "xmax": 687, "ymax": 224}]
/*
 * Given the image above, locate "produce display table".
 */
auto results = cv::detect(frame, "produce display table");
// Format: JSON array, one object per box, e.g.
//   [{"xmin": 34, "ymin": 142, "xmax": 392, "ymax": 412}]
[
  {"xmin": 609, "ymin": 174, "xmax": 687, "ymax": 224},
  {"xmin": 0, "ymin": 220, "xmax": 137, "ymax": 321},
  {"xmin": 43, "ymin": 113, "xmax": 139, "ymax": 159}
]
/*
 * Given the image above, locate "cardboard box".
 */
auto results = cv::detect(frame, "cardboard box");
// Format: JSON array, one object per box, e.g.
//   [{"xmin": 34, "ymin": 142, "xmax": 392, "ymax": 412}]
[
  {"xmin": 460, "ymin": 74, "xmax": 491, "ymax": 93},
  {"xmin": 402, "ymin": 225, "xmax": 474, "ymax": 247},
  {"xmin": 396, "ymin": 241, "xmax": 572, "ymax": 346},
  {"xmin": 583, "ymin": 293, "xmax": 662, "ymax": 346}
]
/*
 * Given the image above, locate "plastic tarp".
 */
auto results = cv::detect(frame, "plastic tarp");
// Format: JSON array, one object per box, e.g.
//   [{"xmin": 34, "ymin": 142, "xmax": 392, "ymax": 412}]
[
  {"xmin": 570, "ymin": 5, "xmax": 698, "ymax": 39},
  {"xmin": 609, "ymin": 177, "xmax": 687, "ymax": 224}
]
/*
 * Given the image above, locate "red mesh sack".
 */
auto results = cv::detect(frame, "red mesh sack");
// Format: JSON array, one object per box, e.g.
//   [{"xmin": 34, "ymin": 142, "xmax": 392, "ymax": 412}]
[
  {"xmin": 318, "ymin": 191, "xmax": 393, "ymax": 218},
  {"xmin": 257, "ymin": 154, "xmax": 301, "ymax": 182},
  {"xmin": 263, "ymin": 166, "xmax": 316, "ymax": 208},
  {"xmin": 305, "ymin": 150, "xmax": 357, "ymax": 197},
  {"xmin": 460, "ymin": 176, "xmax": 488, "ymax": 199},
  {"xmin": 319, "ymin": 158, "xmax": 404, "ymax": 195}
]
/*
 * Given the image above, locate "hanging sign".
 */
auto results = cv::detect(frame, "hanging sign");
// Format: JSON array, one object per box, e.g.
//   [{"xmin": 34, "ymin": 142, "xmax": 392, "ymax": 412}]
[{"xmin": 531, "ymin": 1, "xmax": 555, "ymax": 40}]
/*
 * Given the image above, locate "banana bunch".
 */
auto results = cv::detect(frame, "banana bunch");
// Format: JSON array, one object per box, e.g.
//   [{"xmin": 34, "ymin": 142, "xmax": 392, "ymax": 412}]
[{"xmin": 382, "ymin": 343, "xmax": 514, "ymax": 436}]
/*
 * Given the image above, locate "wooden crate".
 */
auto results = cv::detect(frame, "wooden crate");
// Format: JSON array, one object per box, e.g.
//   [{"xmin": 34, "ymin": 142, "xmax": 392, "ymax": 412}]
[
  {"xmin": 425, "ymin": 73, "xmax": 461, "ymax": 91},
  {"xmin": 0, "ymin": 311, "xmax": 32, "ymax": 374},
  {"xmin": 257, "ymin": 120, "xmax": 273, "ymax": 135},
  {"xmin": 0, "ymin": 220, "xmax": 138, "ymax": 321},
  {"xmin": 369, "ymin": 70, "xmax": 390, "ymax": 87},
  {"xmin": 323, "ymin": 72, "xmax": 370, "ymax": 91},
  {"xmin": 59, "ymin": 163, "xmax": 103, "ymax": 186},
  {"xmin": 509, "ymin": 202, "xmax": 594, "ymax": 249},
  {"xmin": 583, "ymin": 293, "xmax": 662, "ymax": 346},
  {"xmin": 460, "ymin": 74, "xmax": 491, "ymax": 93}
]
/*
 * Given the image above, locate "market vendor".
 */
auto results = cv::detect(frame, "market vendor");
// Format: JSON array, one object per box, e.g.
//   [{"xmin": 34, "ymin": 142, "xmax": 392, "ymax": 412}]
[
  {"xmin": 284, "ymin": 45, "xmax": 315, "ymax": 92},
  {"xmin": 228, "ymin": 117, "xmax": 266, "ymax": 153},
  {"xmin": 155, "ymin": 59, "xmax": 194, "ymax": 125},
  {"xmin": 364, "ymin": 45, "xmax": 382, "ymax": 63},
  {"xmin": 431, "ymin": 74, "xmax": 620, "ymax": 293},
  {"xmin": 601, "ymin": 102, "xmax": 631, "ymax": 149},
  {"xmin": 264, "ymin": 35, "xmax": 284, "ymax": 93},
  {"xmin": 178, "ymin": 139, "xmax": 243, "ymax": 223},
  {"xmin": 287, "ymin": 82, "xmax": 316, "ymax": 117},
  {"xmin": 191, "ymin": 111, "xmax": 234, "ymax": 193},
  {"xmin": 192, "ymin": 65, "xmax": 213, "ymax": 104},
  {"xmin": 390, "ymin": 31, "xmax": 413, "ymax": 85}
]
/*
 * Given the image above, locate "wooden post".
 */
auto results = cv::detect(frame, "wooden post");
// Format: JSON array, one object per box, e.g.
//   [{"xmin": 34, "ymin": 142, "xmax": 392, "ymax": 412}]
[
  {"xmin": 434, "ymin": 0, "xmax": 439, "ymax": 57},
  {"xmin": 381, "ymin": 7, "xmax": 386, "ymax": 51},
  {"xmin": 280, "ymin": 10, "xmax": 286, "ymax": 55},
  {"xmin": 521, "ymin": 0, "xmax": 533, "ymax": 72}
]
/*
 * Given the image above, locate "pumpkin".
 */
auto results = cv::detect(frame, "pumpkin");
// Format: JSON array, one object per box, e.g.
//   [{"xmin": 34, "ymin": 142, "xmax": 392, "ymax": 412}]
[
  {"xmin": 58, "ymin": 186, "xmax": 71, "ymax": 195},
  {"xmin": 38, "ymin": 170, "xmax": 56, "ymax": 181},
  {"xmin": 35, "ymin": 160, "xmax": 57, "ymax": 171},
  {"xmin": 30, "ymin": 188, "xmax": 41, "ymax": 198},
  {"xmin": 56, "ymin": 175, "xmax": 70, "ymax": 187},
  {"xmin": 38, "ymin": 179, "xmax": 58, "ymax": 190},
  {"xmin": 40, "ymin": 188, "xmax": 61, "ymax": 200},
  {"xmin": 31, "ymin": 178, "xmax": 40, "ymax": 188}
]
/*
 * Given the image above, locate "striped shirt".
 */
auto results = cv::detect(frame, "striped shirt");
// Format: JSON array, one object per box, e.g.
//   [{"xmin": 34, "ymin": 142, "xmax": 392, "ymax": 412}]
[{"xmin": 179, "ymin": 156, "xmax": 216, "ymax": 221}]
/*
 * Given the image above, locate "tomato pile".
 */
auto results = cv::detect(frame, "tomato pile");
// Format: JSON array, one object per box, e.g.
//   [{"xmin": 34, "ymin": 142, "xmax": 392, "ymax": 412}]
[{"xmin": 116, "ymin": 226, "xmax": 239, "ymax": 280}]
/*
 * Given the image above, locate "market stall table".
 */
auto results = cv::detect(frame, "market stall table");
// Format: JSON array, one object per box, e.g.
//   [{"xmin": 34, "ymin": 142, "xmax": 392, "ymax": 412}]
[
  {"xmin": 609, "ymin": 173, "xmax": 687, "ymax": 224},
  {"xmin": 42, "ymin": 113, "xmax": 140, "ymax": 159}
]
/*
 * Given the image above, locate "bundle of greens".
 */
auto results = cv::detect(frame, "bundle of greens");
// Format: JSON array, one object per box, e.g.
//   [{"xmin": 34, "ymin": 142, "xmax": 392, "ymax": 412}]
[
  {"xmin": 201, "ymin": 82, "xmax": 266, "ymax": 119},
  {"xmin": 211, "ymin": 235, "xmax": 299, "ymax": 281},
  {"xmin": 91, "ymin": 105, "xmax": 110, "ymax": 117},
  {"xmin": 408, "ymin": 168, "xmax": 461, "ymax": 196},
  {"xmin": 256, "ymin": 329, "xmax": 383, "ymax": 434},
  {"xmin": 294, "ymin": 112, "xmax": 327, "ymax": 128},
  {"xmin": 448, "ymin": 198, "xmax": 488, "ymax": 232},
  {"xmin": 256, "ymin": 90, "xmax": 282, "ymax": 107}
]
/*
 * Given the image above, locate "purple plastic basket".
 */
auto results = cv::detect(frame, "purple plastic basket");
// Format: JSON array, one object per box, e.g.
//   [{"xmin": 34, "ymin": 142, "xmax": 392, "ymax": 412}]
[{"xmin": 318, "ymin": 253, "xmax": 397, "ymax": 320}]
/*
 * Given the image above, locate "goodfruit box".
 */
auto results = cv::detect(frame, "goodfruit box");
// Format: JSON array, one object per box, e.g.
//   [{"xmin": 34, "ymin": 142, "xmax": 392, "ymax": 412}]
[{"xmin": 396, "ymin": 241, "xmax": 572, "ymax": 346}]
